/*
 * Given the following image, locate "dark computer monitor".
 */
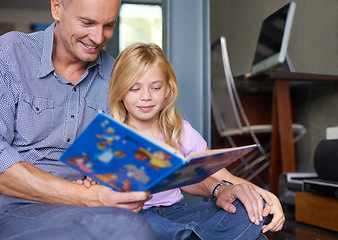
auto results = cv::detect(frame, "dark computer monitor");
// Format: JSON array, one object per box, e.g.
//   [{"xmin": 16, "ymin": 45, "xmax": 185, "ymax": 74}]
[{"xmin": 251, "ymin": 2, "xmax": 296, "ymax": 74}]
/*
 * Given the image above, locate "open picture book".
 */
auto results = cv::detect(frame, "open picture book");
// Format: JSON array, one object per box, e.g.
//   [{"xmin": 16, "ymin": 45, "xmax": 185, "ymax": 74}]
[{"xmin": 59, "ymin": 113, "xmax": 258, "ymax": 193}]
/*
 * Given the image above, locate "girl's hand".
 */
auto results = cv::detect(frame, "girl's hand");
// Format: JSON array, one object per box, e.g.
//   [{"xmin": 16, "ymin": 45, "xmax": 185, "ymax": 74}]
[
  {"xmin": 75, "ymin": 177, "xmax": 98, "ymax": 188},
  {"xmin": 261, "ymin": 192, "xmax": 285, "ymax": 233}
]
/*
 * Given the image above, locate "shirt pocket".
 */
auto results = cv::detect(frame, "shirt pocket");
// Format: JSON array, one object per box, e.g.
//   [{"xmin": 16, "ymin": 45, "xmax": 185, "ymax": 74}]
[
  {"xmin": 16, "ymin": 93, "xmax": 54, "ymax": 143},
  {"xmin": 85, "ymin": 99, "xmax": 109, "ymax": 114},
  {"xmin": 82, "ymin": 99, "xmax": 109, "ymax": 129}
]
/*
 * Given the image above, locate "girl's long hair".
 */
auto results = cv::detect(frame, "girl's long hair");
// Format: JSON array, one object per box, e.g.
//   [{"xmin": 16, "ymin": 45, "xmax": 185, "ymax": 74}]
[{"xmin": 108, "ymin": 43, "xmax": 183, "ymax": 150}]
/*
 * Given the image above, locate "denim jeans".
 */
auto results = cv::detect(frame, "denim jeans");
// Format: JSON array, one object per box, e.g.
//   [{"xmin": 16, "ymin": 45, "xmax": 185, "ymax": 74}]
[
  {"xmin": 0, "ymin": 194, "xmax": 155, "ymax": 240},
  {"xmin": 140, "ymin": 200, "xmax": 267, "ymax": 240}
]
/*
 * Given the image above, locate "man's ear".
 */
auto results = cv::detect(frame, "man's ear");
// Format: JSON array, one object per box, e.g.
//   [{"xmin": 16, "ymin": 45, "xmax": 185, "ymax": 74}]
[{"xmin": 51, "ymin": 0, "xmax": 62, "ymax": 21}]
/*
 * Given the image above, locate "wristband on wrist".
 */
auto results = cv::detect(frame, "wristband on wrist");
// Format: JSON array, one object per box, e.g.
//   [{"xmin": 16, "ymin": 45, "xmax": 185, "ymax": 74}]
[{"xmin": 210, "ymin": 180, "xmax": 233, "ymax": 200}]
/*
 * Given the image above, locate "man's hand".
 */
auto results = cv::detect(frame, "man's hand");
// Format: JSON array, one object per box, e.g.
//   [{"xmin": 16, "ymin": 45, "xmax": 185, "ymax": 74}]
[
  {"xmin": 76, "ymin": 178, "xmax": 152, "ymax": 212},
  {"xmin": 84, "ymin": 184, "xmax": 152, "ymax": 212},
  {"xmin": 75, "ymin": 177, "xmax": 98, "ymax": 188},
  {"xmin": 215, "ymin": 183, "xmax": 273, "ymax": 226},
  {"xmin": 238, "ymin": 184, "xmax": 285, "ymax": 233},
  {"xmin": 215, "ymin": 182, "xmax": 285, "ymax": 232},
  {"xmin": 210, "ymin": 168, "xmax": 285, "ymax": 232}
]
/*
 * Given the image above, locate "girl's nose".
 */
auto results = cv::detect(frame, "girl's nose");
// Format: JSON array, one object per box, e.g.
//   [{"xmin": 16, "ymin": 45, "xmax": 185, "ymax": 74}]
[{"xmin": 140, "ymin": 89, "xmax": 152, "ymax": 101}]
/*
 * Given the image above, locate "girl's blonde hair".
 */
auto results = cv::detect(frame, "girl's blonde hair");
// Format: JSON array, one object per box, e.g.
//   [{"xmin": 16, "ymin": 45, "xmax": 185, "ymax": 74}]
[{"xmin": 108, "ymin": 43, "xmax": 183, "ymax": 149}]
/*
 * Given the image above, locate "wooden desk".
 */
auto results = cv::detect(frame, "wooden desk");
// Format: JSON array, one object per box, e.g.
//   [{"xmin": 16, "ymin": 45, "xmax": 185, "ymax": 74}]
[
  {"xmin": 247, "ymin": 72, "xmax": 338, "ymax": 194},
  {"xmin": 295, "ymin": 192, "xmax": 338, "ymax": 232}
]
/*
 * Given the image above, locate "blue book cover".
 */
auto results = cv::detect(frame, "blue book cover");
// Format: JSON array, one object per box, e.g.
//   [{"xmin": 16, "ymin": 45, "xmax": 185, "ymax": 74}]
[{"xmin": 59, "ymin": 113, "xmax": 257, "ymax": 193}]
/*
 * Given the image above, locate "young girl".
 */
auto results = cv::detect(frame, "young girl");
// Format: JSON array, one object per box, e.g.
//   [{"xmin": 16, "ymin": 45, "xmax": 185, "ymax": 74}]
[
  {"xmin": 105, "ymin": 43, "xmax": 284, "ymax": 240},
  {"xmin": 108, "ymin": 42, "xmax": 211, "ymax": 210},
  {"xmin": 80, "ymin": 43, "xmax": 284, "ymax": 239}
]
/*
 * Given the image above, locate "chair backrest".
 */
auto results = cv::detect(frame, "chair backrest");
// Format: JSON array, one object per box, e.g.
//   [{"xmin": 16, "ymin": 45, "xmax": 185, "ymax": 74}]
[
  {"xmin": 211, "ymin": 36, "xmax": 244, "ymax": 136},
  {"xmin": 211, "ymin": 36, "xmax": 271, "ymax": 185},
  {"xmin": 211, "ymin": 36, "xmax": 269, "ymax": 153}
]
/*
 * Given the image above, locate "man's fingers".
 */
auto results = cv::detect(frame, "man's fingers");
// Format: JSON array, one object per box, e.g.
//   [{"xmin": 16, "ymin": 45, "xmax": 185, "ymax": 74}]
[
  {"xmin": 75, "ymin": 179, "xmax": 83, "ymax": 185},
  {"xmin": 110, "ymin": 191, "xmax": 152, "ymax": 212},
  {"xmin": 250, "ymin": 186, "xmax": 264, "ymax": 222},
  {"xmin": 259, "ymin": 190, "xmax": 273, "ymax": 206},
  {"xmin": 219, "ymin": 201, "xmax": 236, "ymax": 213},
  {"xmin": 83, "ymin": 179, "xmax": 92, "ymax": 188},
  {"xmin": 117, "ymin": 201, "xmax": 145, "ymax": 212},
  {"xmin": 117, "ymin": 191, "xmax": 152, "ymax": 203},
  {"xmin": 232, "ymin": 184, "xmax": 267, "ymax": 225},
  {"xmin": 96, "ymin": 185, "xmax": 153, "ymax": 208}
]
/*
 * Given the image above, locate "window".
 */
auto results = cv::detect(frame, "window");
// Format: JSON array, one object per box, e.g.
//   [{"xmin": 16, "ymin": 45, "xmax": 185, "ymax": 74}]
[{"xmin": 119, "ymin": 3, "xmax": 162, "ymax": 52}]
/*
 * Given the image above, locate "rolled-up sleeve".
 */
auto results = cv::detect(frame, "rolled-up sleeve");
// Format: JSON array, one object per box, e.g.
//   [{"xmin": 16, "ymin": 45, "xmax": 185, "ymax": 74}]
[{"xmin": 0, "ymin": 57, "xmax": 25, "ymax": 174}]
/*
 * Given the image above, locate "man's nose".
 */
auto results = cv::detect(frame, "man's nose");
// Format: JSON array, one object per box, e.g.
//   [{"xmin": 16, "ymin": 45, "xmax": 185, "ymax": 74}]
[{"xmin": 89, "ymin": 26, "xmax": 104, "ymax": 45}]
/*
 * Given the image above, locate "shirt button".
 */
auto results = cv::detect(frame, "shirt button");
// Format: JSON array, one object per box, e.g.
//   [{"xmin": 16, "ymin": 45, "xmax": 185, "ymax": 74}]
[
  {"xmin": 67, "ymin": 138, "xmax": 71, "ymax": 142},
  {"xmin": 35, "ymin": 107, "xmax": 40, "ymax": 111},
  {"xmin": 71, "ymin": 115, "xmax": 75, "ymax": 118},
  {"xmin": 73, "ymin": 88, "xmax": 77, "ymax": 92}
]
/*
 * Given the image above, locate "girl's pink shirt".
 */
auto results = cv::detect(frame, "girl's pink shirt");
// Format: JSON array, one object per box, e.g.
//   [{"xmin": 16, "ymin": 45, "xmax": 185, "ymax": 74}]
[{"xmin": 143, "ymin": 120, "xmax": 207, "ymax": 209}]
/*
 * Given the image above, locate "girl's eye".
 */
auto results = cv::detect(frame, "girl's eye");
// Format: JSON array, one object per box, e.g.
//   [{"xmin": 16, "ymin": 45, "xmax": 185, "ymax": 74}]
[
  {"xmin": 130, "ymin": 88, "xmax": 140, "ymax": 92},
  {"xmin": 152, "ymin": 85, "xmax": 162, "ymax": 90}
]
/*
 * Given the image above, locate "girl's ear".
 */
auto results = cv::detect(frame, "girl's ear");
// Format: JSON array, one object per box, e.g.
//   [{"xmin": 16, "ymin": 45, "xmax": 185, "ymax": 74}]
[{"xmin": 165, "ymin": 86, "xmax": 171, "ymax": 99}]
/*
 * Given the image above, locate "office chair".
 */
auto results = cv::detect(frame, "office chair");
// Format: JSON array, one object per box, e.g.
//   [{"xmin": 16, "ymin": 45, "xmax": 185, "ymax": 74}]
[{"xmin": 211, "ymin": 36, "xmax": 306, "ymax": 188}]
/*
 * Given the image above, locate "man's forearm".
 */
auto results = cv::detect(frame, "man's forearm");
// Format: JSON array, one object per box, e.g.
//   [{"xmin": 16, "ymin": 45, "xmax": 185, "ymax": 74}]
[{"xmin": 0, "ymin": 161, "xmax": 85, "ymax": 205}]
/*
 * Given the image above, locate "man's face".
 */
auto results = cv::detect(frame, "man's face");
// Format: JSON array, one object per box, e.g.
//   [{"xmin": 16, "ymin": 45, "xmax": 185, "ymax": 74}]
[{"xmin": 53, "ymin": 0, "xmax": 120, "ymax": 63}]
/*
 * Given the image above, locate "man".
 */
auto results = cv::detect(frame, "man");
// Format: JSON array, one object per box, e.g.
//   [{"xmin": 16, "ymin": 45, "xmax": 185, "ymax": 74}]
[{"xmin": 0, "ymin": 0, "xmax": 155, "ymax": 239}]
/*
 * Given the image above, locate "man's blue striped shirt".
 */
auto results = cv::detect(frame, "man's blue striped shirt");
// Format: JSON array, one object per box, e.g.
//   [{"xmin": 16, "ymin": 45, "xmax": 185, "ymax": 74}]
[{"xmin": 0, "ymin": 22, "xmax": 114, "ymax": 181}]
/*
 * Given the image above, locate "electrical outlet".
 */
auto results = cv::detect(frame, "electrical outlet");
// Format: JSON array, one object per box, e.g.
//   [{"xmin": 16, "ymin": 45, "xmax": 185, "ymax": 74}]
[{"xmin": 326, "ymin": 126, "xmax": 338, "ymax": 140}]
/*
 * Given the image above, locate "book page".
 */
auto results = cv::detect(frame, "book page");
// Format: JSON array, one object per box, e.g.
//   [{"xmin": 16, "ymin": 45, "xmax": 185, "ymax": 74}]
[
  {"xmin": 149, "ymin": 144, "xmax": 257, "ymax": 193},
  {"xmin": 186, "ymin": 144, "xmax": 258, "ymax": 160}
]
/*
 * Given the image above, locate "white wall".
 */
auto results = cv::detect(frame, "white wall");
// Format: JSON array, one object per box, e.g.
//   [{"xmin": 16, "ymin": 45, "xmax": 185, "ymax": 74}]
[
  {"xmin": 166, "ymin": 0, "xmax": 211, "ymax": 144},
  {"xmin": 0, "ymin": 8, "xmax": 53, "ymax": 33},
  {"xmin": 210, "ymin": 0, "xmax": 338, "ymax": 76}
]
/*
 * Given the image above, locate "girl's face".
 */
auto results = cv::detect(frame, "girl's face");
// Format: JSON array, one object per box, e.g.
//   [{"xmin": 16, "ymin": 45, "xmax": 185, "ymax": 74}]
[{"xmin": 122, "ymin": 64, "xmax": 170, "ymax": 127}]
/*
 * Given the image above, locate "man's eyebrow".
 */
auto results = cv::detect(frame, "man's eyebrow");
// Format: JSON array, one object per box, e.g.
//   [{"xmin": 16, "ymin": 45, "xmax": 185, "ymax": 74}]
[
  {"xmin": 78, "ymin": 17, "xmax": 116, "ymax": 26},
  {"xmin": 78, "ymin": 16, "xmax": 94, "ymax": 22}
]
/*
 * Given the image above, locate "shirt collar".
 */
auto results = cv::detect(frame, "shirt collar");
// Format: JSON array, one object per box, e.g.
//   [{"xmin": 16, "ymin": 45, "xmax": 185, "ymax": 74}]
[
  {"xmin": 88, "ymin": 53, "xmax": 104, "ymax": 78},
  {"xmin": 38, "ymin": 22, "xmax": 104, "ymax": 79},
  {"xmin": 38, "ymin": 22, "xmax": 56, "ymax": 78}
]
